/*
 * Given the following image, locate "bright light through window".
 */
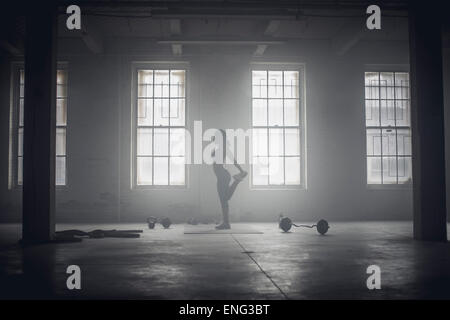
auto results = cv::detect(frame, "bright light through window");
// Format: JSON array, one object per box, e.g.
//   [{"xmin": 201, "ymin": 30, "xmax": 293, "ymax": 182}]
[
  {"xmin": 365, "ymin": 71, "xmax": 412, "ymax": 185},
  {"xmin": 251, "ymin": 69, "xmax": 304, "ymax": 186},
  {"xmin": 16, "ymin": 68, "xmax": 68, "ymax": 186},
  {"xmin": 135, "ymin": 69, "xmax": 186, "ymax": 186}
]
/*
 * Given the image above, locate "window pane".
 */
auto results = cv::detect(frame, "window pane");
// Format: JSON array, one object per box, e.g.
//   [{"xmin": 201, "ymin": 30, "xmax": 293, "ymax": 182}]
[
  {"xmin": 365, "ymin": 99, "xmax": 379, "ymax": 127},
  {"xmin": 153, "ymin": 157, "xmax": 168, "ymax": 185},
  {"xmin": 395, "ymin": 100, "xmax": 410, "ymax": 127},
  {"xmin": 137, "ymin": 99, "xmax": 153, "ymax": 126},
  {"xmin": 18, "ymin": 128, "xmax": 23, "ymax": 156},
  {"xmin": 19, "ymin": 99, "xmax": 24, "ymax": 126},
  {"xmin": 57, "ymin": 84, "xmax": 67, "ymax": 98},
  {"xmin": 252, "ymin": 156, "xmax": 268, "ymax": 185},
  {"xmin": 252, "ymin": 99, "xmax": 267, "ymax": 126},
  {"xmin": 367, "ymin": 157, "xmax": 381, "ymax": 184},
  {"xmin": 170, "ymin": 128, "xmax": 185, "ymax": 156},
  {"xmin": 19, "ymin": 70, "xmax": 25, "ymax": 97},
  {"xmin": 17, "ymin": 156, "xmax": 23, "ymax": 185},
  {"xmin": 56, "ymin": 156, "xmax": 66, "ymax": 186},
  {"xmin": 285, "ymin": 157, "xmax": 300, "ymax": 185},
  {"xmin": 252, "ymin": 128, "xmax": 267, "ymax": 156},
  {"xmin": 252, "ymin": 71, "xmax": 267, "ymax": 98},
  {"xmin": 382, "ymin": 157, "xmax": 397, "ymax": 184},
  {"xmin": 137, "ymin": 157, "xmax": 152, "ymax": 185},
  {"xmin": 283, "ymin": 71, "xmax": 299, "ymax": 98},
  {"xmin": 138, "ymin": 84, "xmax": 153, "ymax": 98},
  {"xmin": 397, "ymin": 129, "xmax": 411, "ymax": 156},
  {"xmin": 397, "ymin": 157, "xmax": 412, "ymax": 184},
  {"xmin": 137, "ymin": 128, "xmax": 153, "ymax": 156},
  {"xmin": 154, "ymin": 99, "xmax": 169, "ymax": 126},
  {"xmin": 154, "ymin": 70, "xmax": 169, "ymax": 97},
  {"xmin": 380, "ymin": 100, "xmax": 395, "ymax": 127},
  {"xmin": 366, "ymin": 129, "xmax": 381, "ymax": 156},
  {"xmin": 56, "ymin": 99, "xmax": 67, "ymax": 126},
  {"xmin": 138, "ymin": 70, "xmax": 153, "ymax": 84},
  {"xmin": 56, "ymin": 128, "xmax": 66, "ymax": 156},
  {"xmin": 395, "ymin": 72, "xmax": 409, "ymax": 87},
  {"xmin": 154, "ymin": 128, "xmax": 169, "ymax": 156},
  {"xmin": 268, "ymin": 99, "xmax": 283, "ymax": 126},
  {"xmin": 381, "ymin": 129, "xmax": 396, "ymax": 156},
  {"xmin": 170, "ymin": 99, "xmax": 185, "ymax": 126},
  {"xmin": 269, "ymin": 156, "xmax": 284, "ymax": 185},
  {"xmin": 395, "ymin": 86, "xmax": 409, "ymax": 100},
  {"xmin": 170, "ymin": 156, "xmax": 185, "ymax": 185},
  {"xmin": 170, "ymin": 70, "xmax": 185, "ymax": 98},
  {"xmin": 380, "ymin": 72, "xmax": 394, "ymax": 86},
  {"xmin": 365, "ymin": 72, "xmax": 379, "ymax": 86},
  {"xmin": 57, "ymin": 70, "xmax": 67, "ymax": 84},
  {"xmin": 268, "ymin": 71, "xmax": 283, "ymax": 98},
  {"xmin": 269, "ymin": 128, "xmax": 283, "ymax": 156},
  {"xmin": 285, "ymin": 128, "xmax": 300, "ymax": 156},
  {"xmin": 284, "ymin": 99, "xmax": 299, "ymax": 126},
  {"xmin": 365, "ymin": 86, "xmax": 379, "ymax": 100},
  {"xmin": 380, "ymin": 84, "xmax": 395, "ymax": 100}
]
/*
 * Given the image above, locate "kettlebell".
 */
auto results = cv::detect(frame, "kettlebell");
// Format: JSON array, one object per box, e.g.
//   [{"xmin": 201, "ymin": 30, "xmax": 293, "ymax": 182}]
[
  {"xmin": 147, "ymin": 216, "xmax": 157, "ymax": 229},
  {"xmin": 161, "ymin": 217, "xmax": 172, "ymax": 229}
]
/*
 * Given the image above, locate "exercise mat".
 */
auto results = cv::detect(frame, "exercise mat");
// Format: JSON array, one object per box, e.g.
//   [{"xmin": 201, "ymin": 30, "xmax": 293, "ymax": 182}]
[
  {"xmin": 56, "ymin": 229, "xmax": 142, "ymax": 239},
  {"xmin": 184, "ymin": 224, "xmax": 263, "ymax": 234}
]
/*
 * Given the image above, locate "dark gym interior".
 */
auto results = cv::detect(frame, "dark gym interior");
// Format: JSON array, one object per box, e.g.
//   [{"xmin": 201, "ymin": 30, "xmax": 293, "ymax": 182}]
[{"xmin": 0, "ymin": 0, "xmax": 450, "ymax": 299}]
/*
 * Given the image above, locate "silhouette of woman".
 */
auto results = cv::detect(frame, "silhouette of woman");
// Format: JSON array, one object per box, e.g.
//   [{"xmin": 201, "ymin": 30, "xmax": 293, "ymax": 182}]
[{"xmin": 212, "ymin": 129, "xmax": 247, "ymax": 230}]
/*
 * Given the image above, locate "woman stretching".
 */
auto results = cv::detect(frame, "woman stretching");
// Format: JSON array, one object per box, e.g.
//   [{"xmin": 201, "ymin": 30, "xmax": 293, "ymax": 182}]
[{"xmin": 212, "ymin": 129, "xmax": 247, "ymax": 230}]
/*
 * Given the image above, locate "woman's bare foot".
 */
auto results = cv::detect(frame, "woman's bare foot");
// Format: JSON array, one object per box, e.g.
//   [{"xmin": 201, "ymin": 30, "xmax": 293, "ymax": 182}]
[{"xmin": 233, "ymin": 171, "xmax": 248, "ymax": 181}]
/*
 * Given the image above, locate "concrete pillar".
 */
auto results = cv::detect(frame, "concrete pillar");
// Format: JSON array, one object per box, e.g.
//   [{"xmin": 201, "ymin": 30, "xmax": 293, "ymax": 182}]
[
  {"xmin": 22, "ymin": 2, "xmax": 57, "ymax": 243},
  {"xmin": 409, "ymin": 3, "xmax": 447, "ymax": 241}
]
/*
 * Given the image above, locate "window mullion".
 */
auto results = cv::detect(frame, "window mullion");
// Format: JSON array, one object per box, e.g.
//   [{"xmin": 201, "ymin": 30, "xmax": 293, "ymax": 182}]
[
  {"xmin": 152, "ymin": 70, "xmax": 155, "ymax": 185},
  {"xmin": 282, "ymin": 71, "xmax": 286, "ymax": 185},
  {"xmin": 378, "ymin": 72, "xmax": 384, "ymax": 184},
  {"xmin": 393, "ymin": 72, "xmax": 399, "ymax": 184}
]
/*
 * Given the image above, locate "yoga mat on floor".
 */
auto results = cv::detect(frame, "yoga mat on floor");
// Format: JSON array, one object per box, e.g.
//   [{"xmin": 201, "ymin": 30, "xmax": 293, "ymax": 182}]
[{"xmin": 184, "ymin": 225, "xmax": 263, "ymax": 234}]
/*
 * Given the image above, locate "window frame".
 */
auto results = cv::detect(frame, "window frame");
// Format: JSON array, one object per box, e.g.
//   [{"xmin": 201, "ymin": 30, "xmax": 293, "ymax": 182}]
[
  {"xmin": 131, "ymin": 62, "xmax": 189, "ymax": 190},
  {"xmin": 9, "ymin": 62, "xmax": 69, "ymax": 189},
  {"xmin": 56, "ymin": 64, "xmax": 69, "ymax": 187},
  {"xmin": 364, "ymin": 66, "xmax": 412, "ymax": 189},
  {"xmin": 250, "ymin": 63, "xmax": 307, "ymax": 190}
]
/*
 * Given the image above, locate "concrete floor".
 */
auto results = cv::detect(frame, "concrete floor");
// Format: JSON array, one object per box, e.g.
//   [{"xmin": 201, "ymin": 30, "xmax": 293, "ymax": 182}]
[{"xmin": 0, "ymin": 222, "xmax": 450, "ymax": 299}]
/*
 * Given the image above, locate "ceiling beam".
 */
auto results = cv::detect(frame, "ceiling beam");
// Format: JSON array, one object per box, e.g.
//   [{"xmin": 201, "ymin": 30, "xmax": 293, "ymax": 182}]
[
  {"xmin": 159, "ymin": 39, "xmax": 284, "ymax": 45},
  {"xmin": 69, "ymin": 1, "xmax": 408, "ymax": 11}
]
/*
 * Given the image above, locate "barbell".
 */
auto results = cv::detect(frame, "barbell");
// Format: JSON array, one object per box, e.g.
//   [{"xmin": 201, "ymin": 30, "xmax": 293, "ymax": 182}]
[{"xmin": 279, "ymin": 215, "xmax": 330, "ymax": 235}]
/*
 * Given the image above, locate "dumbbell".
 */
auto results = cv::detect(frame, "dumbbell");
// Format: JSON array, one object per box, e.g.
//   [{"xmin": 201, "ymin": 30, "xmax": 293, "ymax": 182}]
[
  {"xmin": 279, "ymin": 215, "xmax": 329, "ymax": 235},
  {"xmin": 147, "ymin": 217, "xmax": 172, "ymax": 229}
]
